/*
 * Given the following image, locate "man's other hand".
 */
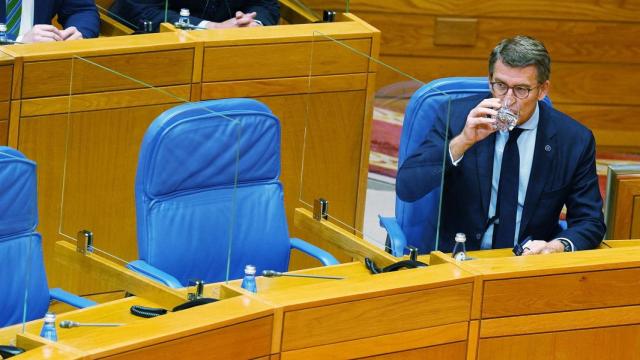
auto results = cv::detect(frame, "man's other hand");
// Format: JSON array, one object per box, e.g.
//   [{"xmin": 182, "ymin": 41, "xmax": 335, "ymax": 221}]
[
  {"xmin": 22, "ymin": 25, "xmax": 63, "ymax": 43},
  {"xmin": 206, "ymin": 11, "xmax": 258, "ymax": 29},
  {"xmin": 60, "ymin": 27, "xmax": 84, "ymax": 41},
  {"xmin": 521, "ymin": 239, "xmax": 565, "ymax": 255}
]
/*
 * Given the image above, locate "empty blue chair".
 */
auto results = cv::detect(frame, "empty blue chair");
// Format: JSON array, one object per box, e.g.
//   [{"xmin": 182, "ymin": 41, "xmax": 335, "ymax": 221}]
[
  {"xmin": 0, "ymin": 146, "xmax": 95, "ymax": 327},
  {"xmin": 379, "ymin": 77, "xmax": 553, "ymax": 255},
  {"xmin": 128, "ymin": 99, "xmax": 338, "ymax": 288}
]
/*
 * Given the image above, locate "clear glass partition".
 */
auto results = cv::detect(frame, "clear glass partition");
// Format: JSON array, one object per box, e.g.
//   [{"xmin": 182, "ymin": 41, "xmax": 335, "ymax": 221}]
[
  {"xmin": 12, "ymin": 55, "xmax": 247, "ymax": 336},
  {"xmin": 95, "ymin": 1, "xmax": 139, "ymax": 34},
  {"xmin": 300, "ymin": 31, "xmax": 451, "ymax": 258},
  {"xmin": 59, "ymin": 53, "xmax": 243, "ymax": 283},
  {"xmin": 96, "ymin": 0, "xmax": 352, "ymax": 37}
]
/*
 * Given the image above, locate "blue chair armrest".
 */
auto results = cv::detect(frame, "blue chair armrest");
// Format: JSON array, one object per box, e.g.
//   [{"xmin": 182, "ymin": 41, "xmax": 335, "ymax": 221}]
[
  {"xmin": 290, "ymin": 238, "xmax": 339, "ymax": 266},
  {"xmin": 379, "ymin": 215, "xmax": 407, "ymax": 257},
  {"xmin": 127, "ymin": 260, "xmax": 184, "ymax": 288},
  {"xmin": 49, "ymin": 288, "xmax": 97, "ymax": 308}
]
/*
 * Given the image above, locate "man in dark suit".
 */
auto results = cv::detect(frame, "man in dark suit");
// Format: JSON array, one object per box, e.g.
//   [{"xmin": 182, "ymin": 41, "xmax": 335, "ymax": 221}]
[
  {"xmin": 1, "ymin": 0, "xmax": 99, "ymax": 43},
  {"xmin": 109, "ymin": 0, "xmax": 280, "ymax": 32},
  {"xmin": 396, "ymin": 36, "xmax": 605, "ymax": 255}
]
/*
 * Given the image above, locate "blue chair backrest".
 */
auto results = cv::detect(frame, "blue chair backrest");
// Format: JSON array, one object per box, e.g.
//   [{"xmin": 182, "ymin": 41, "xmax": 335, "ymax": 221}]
[
  {"xmin": 396, "ymin": 77, "xmax": 551, "ymax": 252},
  {"xmin": 135, "ymin": 99, "xmax": 291, "ymax": 285},
  {"xmin": 0, "ymin": 147, "xmax": 49, "ymax": 327}
]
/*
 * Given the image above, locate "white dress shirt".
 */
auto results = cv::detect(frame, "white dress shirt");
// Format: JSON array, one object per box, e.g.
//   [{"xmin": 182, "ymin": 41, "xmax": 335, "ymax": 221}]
[{"xmin": 15, "ymin": 0, "xmax": 33, "ymax": 42}]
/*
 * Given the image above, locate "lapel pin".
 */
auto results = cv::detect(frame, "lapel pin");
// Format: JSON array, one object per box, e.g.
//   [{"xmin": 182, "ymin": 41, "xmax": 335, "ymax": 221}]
[{"xmin": 545, "ymin": 145, "xmax": 551, "ymax": 152}]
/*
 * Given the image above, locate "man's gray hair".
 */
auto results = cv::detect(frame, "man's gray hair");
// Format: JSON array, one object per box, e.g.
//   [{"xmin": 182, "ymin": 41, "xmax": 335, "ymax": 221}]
[{"xmin": 489, "ymin": 36, "xmax": 551, "ymax": 83}]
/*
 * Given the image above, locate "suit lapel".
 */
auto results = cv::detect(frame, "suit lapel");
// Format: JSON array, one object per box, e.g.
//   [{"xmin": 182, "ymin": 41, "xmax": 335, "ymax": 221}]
[
  {"xmin": 475, "ymin": 132, "xmax": 496, "ymax": 217},
  {"xmin": 519, "ymin": 101, "xmax": 557, "ymax": 237}
]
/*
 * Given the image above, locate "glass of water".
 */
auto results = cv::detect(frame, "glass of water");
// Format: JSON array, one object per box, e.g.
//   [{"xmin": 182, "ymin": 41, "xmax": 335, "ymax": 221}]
[{"xmin": 495, "ymin": 96, "xmax": 519, "ymax": 131}]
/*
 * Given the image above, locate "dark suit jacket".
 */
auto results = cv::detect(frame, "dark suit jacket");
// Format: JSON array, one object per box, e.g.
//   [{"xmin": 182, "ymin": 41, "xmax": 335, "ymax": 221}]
[
  {"xmin": 0, "ymin": 0, "xmax": 99, "ymax": 39},
  {"xmin": 110, "ymin": 0, "xmax": 280, "ymax": 32},
  {"xmin": 396, "ymin": 93, "xmax": 605, "ymax": 252}
]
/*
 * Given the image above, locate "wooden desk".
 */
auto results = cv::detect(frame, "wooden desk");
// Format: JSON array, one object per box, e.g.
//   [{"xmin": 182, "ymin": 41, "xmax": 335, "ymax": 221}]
[
  {"xmin": 431, "ymin": 246, "xmax": 640, "ymax": 359},
  {"xmin": 3, "ymin": 244, "xmax": 475, "ymax": 360},
  {"xmin": 0, "ymin": 14, "xmax": 380, "ymax": 292},
  {"xmin": 4, "ymin": 235, "xmax": 640, "ymax": 359},
  {"xmin": 233, "ymin": 262, "xmax": 475, "ymax": 359},
  {"xmin": 0, "ymin": 52, "xmax": 12, "ymax": 145}
]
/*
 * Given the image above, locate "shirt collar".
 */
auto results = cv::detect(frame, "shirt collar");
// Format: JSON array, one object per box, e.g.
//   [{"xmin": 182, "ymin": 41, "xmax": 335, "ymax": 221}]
[{"xmin": 518, "ymin": 102, "xmax": 540, "ymax": 130}]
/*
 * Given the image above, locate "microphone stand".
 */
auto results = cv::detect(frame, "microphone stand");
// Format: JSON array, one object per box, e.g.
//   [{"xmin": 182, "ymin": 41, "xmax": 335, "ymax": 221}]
[{"xmin": 262, "ymin": 270, "xmax": 344, "ymax": 280}]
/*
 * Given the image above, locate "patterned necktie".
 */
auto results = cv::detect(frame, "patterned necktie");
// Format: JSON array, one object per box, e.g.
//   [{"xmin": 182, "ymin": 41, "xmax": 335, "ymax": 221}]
[
  {"xmin": 493, "ymin": 127, "xmax": 525, "ymax": 249},
  {"xmin": 6, "ymin": 0, "xmax": 21, "ymax": 39}
]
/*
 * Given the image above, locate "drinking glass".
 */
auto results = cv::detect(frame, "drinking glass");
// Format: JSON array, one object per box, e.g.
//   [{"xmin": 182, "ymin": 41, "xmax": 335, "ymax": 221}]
[{"xmin": 495, "ymin": 96, "xmax": 519, "ymax": 131}]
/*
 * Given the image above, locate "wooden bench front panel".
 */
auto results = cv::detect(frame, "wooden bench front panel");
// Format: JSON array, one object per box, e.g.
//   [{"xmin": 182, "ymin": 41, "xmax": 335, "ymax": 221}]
[
  {"xmin": 0, "ymin": 65, "xmax": 10, "ymax": 145},
  {"xmin": 281, "ymin": 283, "xmax": 472, "ymax": 351},
  {"xmin": 478, "ymin": 324, "xmax": 640, "ymax": 360},
  {"xmin": 99, "ymin": 316, "xmax": 273, "ymax": 360},
  {"xmin": 482, "ymin": 267, "xmax": 640, "ymax": 318},
  {"xmin": 202, "ymin": 39, "xmax": 371, "ymax": 82},
  {"xmin": 21, "ymin": 49, "xmax": 194, "ymax": 99}
]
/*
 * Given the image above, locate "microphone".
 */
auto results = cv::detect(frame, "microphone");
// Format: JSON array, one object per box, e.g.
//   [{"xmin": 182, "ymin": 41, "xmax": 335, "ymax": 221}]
[
  {"xmin": 59, "ymin": 320, "xmax": 124, "ymax": 328},
  {"xmin": 262, "ymin": 270, "xmax": 344, "ymax": 280}
]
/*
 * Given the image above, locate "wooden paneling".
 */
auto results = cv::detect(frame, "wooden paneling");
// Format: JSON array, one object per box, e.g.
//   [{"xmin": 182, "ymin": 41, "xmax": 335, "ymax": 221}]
[
  {"xmin": 351, "ymin": 13, "xmax": 640, "ymax": 63},
  {"xmin": 259, "ymin": 91, "xmax": 369, "ymax": 267},
  {"xmin": 302, "ymin": 0, "xmax": 640, "ymax": 151},
  {"xmin": 202, "ymin": 39, "xmax": 371, "ymax": 82},
  {"xmin": 480, "ymin": 304, "xmax": 640, "ymax": 338},
  {"xmin": 0, "ymin": 64, "xmax": 11, "ymax": 146},
  {"xmin": 280, "ymin": 323, "xmax": 468, "ymax": 360},
  {"xmin": 478, "ymin": 324, "xmax": 640, "ymax": 360},
  {"xmin": 633, "ymin": 197, "xmax": 640, "ymax": 238},
  {"xmin": 612, "ymin": 177, "xmax": 640, "ymax": 239},
  {"xmin": 101, "ymin": 316, "xmax": 273, "ymax": 360},
  {"xmin": 200, "ymin": 74, "xmax": 368, "ymax": 99},
  {"xmin": 0, "ymin": 120, "xmax": 7, "ymax": 145},
  {"xmin": 0, "ymin": 65, "xmax": 11, "ymax": 101},
  {"xmin": 18, "ymin": 104, "xmax": 179, "ymax": 292},
  {"xmin": 482, "ymin": 267, "xmax": 640, "ymax": 318},
  {"xmin": 281, "ymin": 283, "xmax": 472, "ymax": 350},
  {"xmin": 0, "ymin": 101, "xmax": 10, "ymax": 120},
  {"xmin": 303, "ymin": 0, "xmax": 640, "ymax": 22},
  {"xmin": 20, "ymin": 86, "xmax": 191, "ymax": 117},
  {"xmin": 0, "ymin": 101, "xmax": 8, "ymax": 145},
  {"xmin": 21, "ymin": 49, "xmax": 194, "ymax": 98},
  {"xmin": 364, "ymin": 341, "xmax": 466, "ymax": 360}
]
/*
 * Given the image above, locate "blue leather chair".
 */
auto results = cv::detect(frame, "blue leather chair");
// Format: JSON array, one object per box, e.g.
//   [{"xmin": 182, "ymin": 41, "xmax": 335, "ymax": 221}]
[
  {"xmin": 0, "ymin": 147, "xmax": 95, "ymax": 327},
  {"xmin": 379, "ymin": 77, "xmax": 555, "ymax": 255},
  {"xmin": 128, "ymin": 99, "xmax": 338, "ymax": 288}
]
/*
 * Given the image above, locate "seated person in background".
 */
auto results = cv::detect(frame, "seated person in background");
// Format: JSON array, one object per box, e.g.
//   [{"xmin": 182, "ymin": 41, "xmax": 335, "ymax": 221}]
[
  {"xmin": 110, "ymin": 0, "xmax": 280, "ymax": 32},
  {"xmin": 1, "ymin": 0, "xmax": 99, "ymax": 43},
  {"xmin": 396, "ymin": 35, "xmax": 605, "ymax": 255}
]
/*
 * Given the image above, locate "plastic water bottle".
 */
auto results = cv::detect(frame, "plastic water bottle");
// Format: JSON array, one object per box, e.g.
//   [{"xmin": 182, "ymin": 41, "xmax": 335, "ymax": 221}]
[
  {"xmin": 40, "ymin": 312, "xmax": 58, "ymax": 342},
  {"xmin": 0, "ymin": 23, "xmax": 8, "ymax": 44},
  {"xmin": 452, "ymin": 233, "xmax": 467, "ymax": 261},
  {"xmin": 178, "ymin": 8, "xmax": 191, "ymax": 28},
  {"xmin": 241, "ymin": 265, "xmax": 257, "ymax": 293}
]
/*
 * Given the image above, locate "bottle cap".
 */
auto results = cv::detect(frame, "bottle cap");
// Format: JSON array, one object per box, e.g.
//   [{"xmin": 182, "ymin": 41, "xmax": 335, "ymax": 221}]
[
  {"xmin": 244, "ymin": 265, "xmax": 256, "ymax": 275},
  {"xmin": 44, "ymin": 312, "xmax": 56, "ymax": 321},
  {"xmin": 454, "ymin": 233, "xmax": 466, "ymax": 243},
  {"xmin": 179, "ymin": 8, "xmax": 190, "ymax": 17}
]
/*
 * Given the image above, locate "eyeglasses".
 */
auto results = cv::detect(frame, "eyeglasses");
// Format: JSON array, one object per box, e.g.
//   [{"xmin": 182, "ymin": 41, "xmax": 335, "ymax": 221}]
[{"xmin": 490, "ymin": 81, "xmax": 540, "ymax": 99}]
